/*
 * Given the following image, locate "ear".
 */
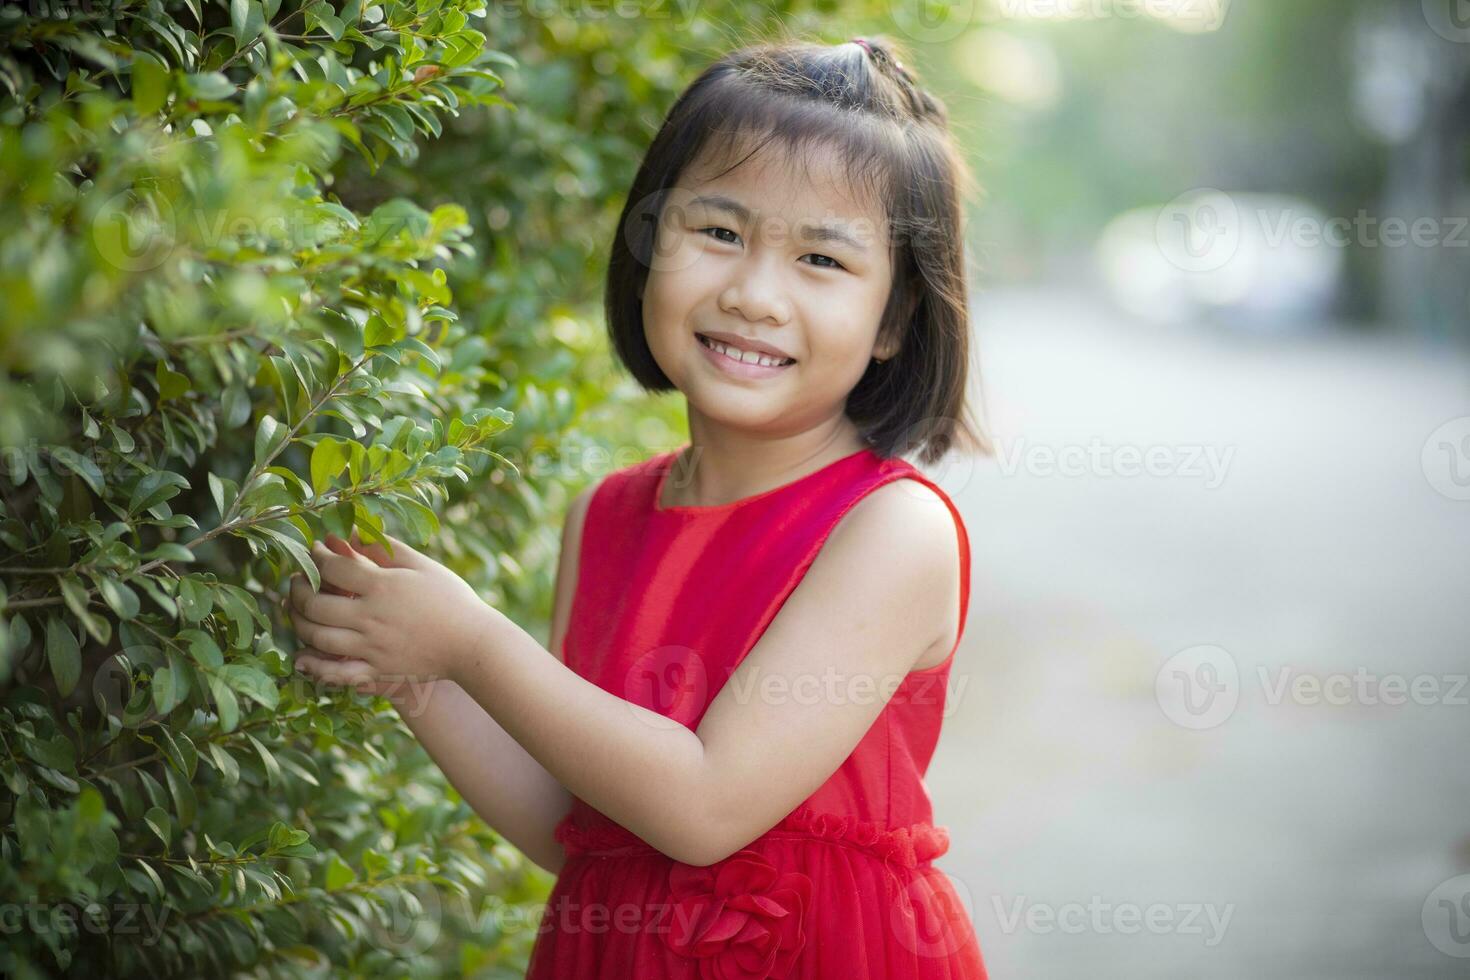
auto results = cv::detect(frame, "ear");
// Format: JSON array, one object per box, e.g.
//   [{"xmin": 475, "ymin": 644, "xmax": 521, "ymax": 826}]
[{"xmin": 872, "ymin": 331, "xmax": 900, "ymax": 363}]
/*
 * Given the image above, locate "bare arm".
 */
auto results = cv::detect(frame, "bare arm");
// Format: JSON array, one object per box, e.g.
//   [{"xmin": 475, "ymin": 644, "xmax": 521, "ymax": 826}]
[
  {"xmin": 449, "ymin": 480, "xmax": 961, "ymax": 866},
  {"xmin": 383, "ymin": 486, "xmax": 595, "ymax": 875}
]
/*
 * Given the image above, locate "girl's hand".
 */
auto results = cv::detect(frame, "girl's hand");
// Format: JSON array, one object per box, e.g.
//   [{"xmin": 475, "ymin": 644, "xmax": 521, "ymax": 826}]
[{"xmin": 285, "ymin": 530, "xmax": 491, "ymax": 691}]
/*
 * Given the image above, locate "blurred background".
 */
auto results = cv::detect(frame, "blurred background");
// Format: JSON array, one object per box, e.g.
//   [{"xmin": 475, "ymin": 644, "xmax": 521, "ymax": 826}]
[{"xmin": 879, "ymin": 1, "xmax": 1470, "ymax": 977}]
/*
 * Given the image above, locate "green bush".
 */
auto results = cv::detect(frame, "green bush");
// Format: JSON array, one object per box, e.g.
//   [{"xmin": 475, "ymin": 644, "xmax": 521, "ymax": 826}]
[{"xmin": 0, "ymin": 0, "xmax": 891, "ymax": 975}]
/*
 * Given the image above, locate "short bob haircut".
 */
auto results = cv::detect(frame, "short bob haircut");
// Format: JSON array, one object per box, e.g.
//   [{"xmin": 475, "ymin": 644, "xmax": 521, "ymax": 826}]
[{"xmin": 604, "ymin": 35, "xmax": 992, "ymax": 466}]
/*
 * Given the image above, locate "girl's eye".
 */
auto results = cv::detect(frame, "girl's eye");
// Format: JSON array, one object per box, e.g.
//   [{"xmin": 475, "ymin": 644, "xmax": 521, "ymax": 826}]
[{"xmin": 699, "ymin": 227, "xmax": 845, "ymax": 271}]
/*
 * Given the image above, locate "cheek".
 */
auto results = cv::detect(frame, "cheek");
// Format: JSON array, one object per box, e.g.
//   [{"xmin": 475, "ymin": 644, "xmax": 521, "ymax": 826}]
[
  {"xmin": 648, "ymin": 221, "xmax": 709, "ymax": 281},
  {"xmin": 643, "ymin": 261, "xmax": 707, "ymax": 332}
]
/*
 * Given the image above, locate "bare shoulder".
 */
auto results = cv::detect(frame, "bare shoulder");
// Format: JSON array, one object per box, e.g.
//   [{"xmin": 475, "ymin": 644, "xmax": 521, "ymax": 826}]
[
  {"xmin": 548, "ymin": 483, "xmax": 598, "ymax": 663},
  {"xmin": 816, "ymin": 477, "xmax": 964, "ymax": 672}
]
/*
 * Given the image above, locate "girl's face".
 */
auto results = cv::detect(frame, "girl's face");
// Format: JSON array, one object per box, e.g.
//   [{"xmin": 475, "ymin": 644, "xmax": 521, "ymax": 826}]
[{"xmin": 640, "ymin": 141, "xmax": 897, "ymax": 440}]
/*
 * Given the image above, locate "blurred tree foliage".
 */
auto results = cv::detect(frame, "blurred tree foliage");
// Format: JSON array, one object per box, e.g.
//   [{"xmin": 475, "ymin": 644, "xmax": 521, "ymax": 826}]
[{"xmin": 0, "ymin": 0, "xmax": 889, "ymax": 975}]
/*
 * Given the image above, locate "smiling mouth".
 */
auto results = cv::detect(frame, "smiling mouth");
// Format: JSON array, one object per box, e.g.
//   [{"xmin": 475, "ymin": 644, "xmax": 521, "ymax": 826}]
[{"xmin": 696, "ymin": 334, "xmax": 796, "ymax": 367}]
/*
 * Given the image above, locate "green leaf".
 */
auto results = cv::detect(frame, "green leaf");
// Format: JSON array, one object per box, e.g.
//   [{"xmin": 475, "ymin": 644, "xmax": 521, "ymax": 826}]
[
  {"xmin": 98, "ymin": 578, "xmax": 141, "ymax": 620},
  {"xmin": 363, "ymin": 315, "xmax": 396, "ymax": 349},
  {"xmin": 254, "ymin": 415, "xmax": 286, "ymax": 467},
  {"xmin": 230, "ymin": 0, "xmax": 250, "ymax": 45},
  {"xmin": 396, "ymin": 496, "xmax": 440, "ymax": 544},
  {"xmin": 258, "ymin": 526, "xmax": 319, "ymax": 590},
  {"xmin": 144, "ymin": 806, "xmax": 171, "ymax": 849},
  {"xmin": 209, "ymin": 673, "xmax": 240, "ymax": 732},
  {"xmin": 51, "ymin": 447, "xmax": 105, "ymax": 497},
  {"xmin": 180, "ymin": 628, "xmax": 222, "ymax": 668},
  {"xmin": 268, "ymin": 821, "xmax": 309, "ymax": 851},
  {"xmin": 129, "ymin": 470, "xmax": 190, "ymax": 516},
  {"xmin": 321, "ymin": 498, "xmax": 355, "ymax": 539},
  {"xmin": 23, "ymin": 733, "xmax": 75, "ymax": 772},
  {"xmin": 244, "ymin": 731, "xmax": 281, "ymax": 789},
  {"xmin": 398, "ymin": 336, "xmax": 442, "ymax": 372},
  {"xmin": 207, "ymin": 743, "xmax": 240, "ymax": 787},
  {"xmin": 143, "ymin": 542, "xmax": 195, "ymax": 565},
  {"xmin": 163, "ymin": 763, "xmax": 197, "ymax": 826},
  {"xmin": 45, "ymin": 616, "xmax": 81, "ymax": 697},
  {"xmin": 208, "ymin": 471, "xmax": 234, "ymax": 520},
  {"xmin": 145, "ymin": 725, "xmax": 196, "ymax": 779},
  {"xmin": 152, "ymin": 666, "xmax": 181, "ymax": 715},
  {"xmin": 156, "ymin": 362, "xmax": 191, "ymax": 402},
  {"xmin": 132, "ymin": 858, "xmax": 165, "ymax": 900},
  {"xmin": 310, "ymin": 437, "xmax": 350, "ymax": 496},
  {"xmin": 177, "ymin": 577, "xmax": 214, "ymax": 623},
  {"xmin": 325, "ymin": 854, "xmax": 356, "ymax": 890},
  {"xmin": 223, "ymin": 664, "xmax": 279, "ymax": 709},
  {"xmin": 59, "ymin": 575, "xmax": 93, "ymax": 622},
  {"xmin": 362, "ymin": 848, "xmax": 390, "ymax": 879},
  {"xmin": 221, "ymin": 385, "xmax": 252, "ymax": 429},
  {"xmin": 183, "ymin": 71, "xmax": 236, "ymax": 101},
  {"xmin": 108, "ymin": 423, "xmax": 136, "ymax": 453},
  {"xmin": 215, "ymin": 590, "xmax": 258, "ymax": 649},
  {"xmin": 131, "ymin": 51, "xmax": 171, "ymax": 114}
]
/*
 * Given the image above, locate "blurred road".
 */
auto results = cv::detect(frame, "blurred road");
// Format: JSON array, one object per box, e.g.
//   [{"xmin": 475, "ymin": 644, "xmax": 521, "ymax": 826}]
[{"xmin": 921, "ymin": 287, "xmax": 1470, "ymax": 979}]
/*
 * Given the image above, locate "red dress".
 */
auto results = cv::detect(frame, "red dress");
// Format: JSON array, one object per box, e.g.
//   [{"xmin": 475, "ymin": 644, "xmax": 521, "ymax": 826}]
[{"xmin": 525, "ymin": 444, "xmax": 988, "ymax": 979}]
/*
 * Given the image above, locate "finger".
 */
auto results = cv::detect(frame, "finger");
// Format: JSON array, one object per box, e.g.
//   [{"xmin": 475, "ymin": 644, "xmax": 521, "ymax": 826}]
[
  {"xmin": 295, "ymin": 651, "xmax": 380, "ymax": 690},
  {"xmin": 319, "ymin": 537, "xmax": 363, "ymax": 596},
  {"xmin": 310, "ymin": 539, "xmax": 377, "ymax": 595},
  {"xmin": 298, "ymin": 588, "xmax": 360, "ymax": 629},
  {"xmin": 339, "ymin": 529, "xmax": 400, "ymax": 569},
  {"xmin": 384, "ymin": 532, "xmax": 425, "ymax": 567},
  {"xmin": 291, "ymin": 643, "xmax": 347, "ymax": 664},
  {"xmin": 288, "ymin": 613, "xmax": 363, "ymax": 659},
  {"xmin": 345, "ymin": 529, "xmax": 421, "ymax": 568},
  {"xmin": 288, "ymin": 572, "xmax": 318, "ymax": 612}
]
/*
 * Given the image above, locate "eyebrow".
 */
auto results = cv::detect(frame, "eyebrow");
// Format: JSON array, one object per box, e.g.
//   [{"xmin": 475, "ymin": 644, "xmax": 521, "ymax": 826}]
[{"xmin": 687, "ymin": 194, "xmax": 872, "ymax": 253}]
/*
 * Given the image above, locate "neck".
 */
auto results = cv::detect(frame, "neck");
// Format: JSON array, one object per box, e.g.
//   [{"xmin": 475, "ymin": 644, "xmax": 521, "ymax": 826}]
[{"xmin": 662, "ymin": 417, "xmax": 870, "ymax": 509}]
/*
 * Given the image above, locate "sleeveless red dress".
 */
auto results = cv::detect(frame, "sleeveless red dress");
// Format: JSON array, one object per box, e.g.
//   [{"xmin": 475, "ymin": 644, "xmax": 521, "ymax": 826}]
[{"xmin": 525, "ymin": 444, "xmax": 988, "ymax": 979}]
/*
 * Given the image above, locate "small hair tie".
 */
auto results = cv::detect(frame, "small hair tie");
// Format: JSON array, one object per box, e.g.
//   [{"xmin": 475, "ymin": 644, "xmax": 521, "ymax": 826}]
[{"xmin": 850, "ymin": 37, "xmax": 902, "ymax": 71}]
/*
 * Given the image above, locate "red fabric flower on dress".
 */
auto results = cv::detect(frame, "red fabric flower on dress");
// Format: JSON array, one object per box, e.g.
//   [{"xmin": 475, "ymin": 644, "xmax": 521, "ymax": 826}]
[{"xmin": 662, "ymin": 849, "xmax": 813, "ymax": 980}]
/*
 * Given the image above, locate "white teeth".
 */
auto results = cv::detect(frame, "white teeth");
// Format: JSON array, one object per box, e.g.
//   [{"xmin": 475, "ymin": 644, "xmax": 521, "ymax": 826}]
[{"xmin": 700, "ymin": 335, "xmax": 793, "ymax": 368}]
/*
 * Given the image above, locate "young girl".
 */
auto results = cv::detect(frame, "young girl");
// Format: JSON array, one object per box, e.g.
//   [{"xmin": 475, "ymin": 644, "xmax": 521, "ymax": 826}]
[{"xmin": 288, "ymin": 35, "xmax": 990, "ymax": 979}]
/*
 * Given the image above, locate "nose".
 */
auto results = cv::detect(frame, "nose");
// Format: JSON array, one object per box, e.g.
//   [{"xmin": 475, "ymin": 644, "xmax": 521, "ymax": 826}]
[{"xmin": 717, "ymin": 255, "xmax": 791, "ymax": 326}]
